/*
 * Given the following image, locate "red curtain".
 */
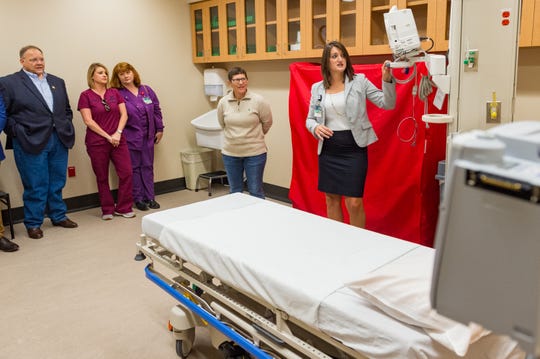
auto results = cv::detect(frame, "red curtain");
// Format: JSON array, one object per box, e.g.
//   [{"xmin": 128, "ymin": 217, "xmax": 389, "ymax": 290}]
[{"xmin": 288, "ymin": 62, "xmax": 447, "ymax": 247}]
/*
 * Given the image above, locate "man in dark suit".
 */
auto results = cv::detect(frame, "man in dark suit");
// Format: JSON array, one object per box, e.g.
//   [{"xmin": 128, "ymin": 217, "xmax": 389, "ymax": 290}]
[{"xmin": 0, "ymin": 45, "xmax": 78, "ymax": 239}]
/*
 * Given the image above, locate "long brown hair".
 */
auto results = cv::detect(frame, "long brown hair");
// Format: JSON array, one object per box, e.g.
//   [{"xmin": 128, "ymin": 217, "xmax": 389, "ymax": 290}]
[{"xmin": 321, "ymin": 41, "xmax": 354, "ymax": 89}]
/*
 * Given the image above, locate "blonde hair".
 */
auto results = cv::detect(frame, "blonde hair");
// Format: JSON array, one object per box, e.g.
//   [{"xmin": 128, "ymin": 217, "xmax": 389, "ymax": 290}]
[{"xmin": 86, "ymin": 63, "xmax": 109, "ymax": 88}]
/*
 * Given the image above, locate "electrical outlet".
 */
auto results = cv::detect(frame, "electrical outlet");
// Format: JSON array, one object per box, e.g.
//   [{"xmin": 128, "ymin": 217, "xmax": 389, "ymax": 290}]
[{"xmin": 486, "ymin": 101, "xmax": 501, "ymax": 123}]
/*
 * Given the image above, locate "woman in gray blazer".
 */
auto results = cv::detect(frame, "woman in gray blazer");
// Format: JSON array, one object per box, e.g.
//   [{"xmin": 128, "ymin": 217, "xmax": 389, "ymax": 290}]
[{"xmin": 306, "ymin": 41, "xmax": 396, "ymax": 228}]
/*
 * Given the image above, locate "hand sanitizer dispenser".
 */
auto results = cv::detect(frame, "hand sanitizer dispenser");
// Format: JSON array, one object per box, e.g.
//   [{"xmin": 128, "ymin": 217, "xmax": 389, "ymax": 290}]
[{"xmin": 204, "ymin": 68, "xmax": 229, "ymax": 102}]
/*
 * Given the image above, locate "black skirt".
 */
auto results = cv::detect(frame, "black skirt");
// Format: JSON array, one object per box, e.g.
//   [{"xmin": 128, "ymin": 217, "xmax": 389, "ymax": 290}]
[{"xmin": 318, "ymin": 130, "xmax": 368, "ymax": 198}]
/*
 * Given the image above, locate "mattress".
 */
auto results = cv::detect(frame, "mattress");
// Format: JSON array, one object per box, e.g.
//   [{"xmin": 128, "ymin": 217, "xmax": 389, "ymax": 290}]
[{"xmin": 142, "ymin": 193, "xmax": 523, "ymax": 359}]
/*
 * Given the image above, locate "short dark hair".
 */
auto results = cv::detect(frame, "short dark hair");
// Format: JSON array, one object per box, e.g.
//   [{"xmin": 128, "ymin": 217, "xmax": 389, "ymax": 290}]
[
  {"xmin": 19, "ymin": 45, "xmax": 43, "ymax": 59},
  {"xmin": 321, "ymin": 41, "xmax": 354, "ymax": 89},
  {"xmin": 228, "ymin": 67, "xmax": 248, "ymax": 81}
]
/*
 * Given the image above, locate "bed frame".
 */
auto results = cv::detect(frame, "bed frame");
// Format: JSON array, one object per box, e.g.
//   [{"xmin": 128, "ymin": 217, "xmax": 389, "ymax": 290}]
[{"xmin": 136, "ymin": 234, "xmax": 368, "ymax": 359}]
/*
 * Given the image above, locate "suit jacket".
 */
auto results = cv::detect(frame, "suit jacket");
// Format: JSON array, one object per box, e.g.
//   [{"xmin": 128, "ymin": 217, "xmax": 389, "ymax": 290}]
[
  {"xmin": 0, "ymin": 70, "xmax": 75, "ymax": 154},
  {"xmin": 305, "ymin": 74, "xmax": 396, "ymax": 154}
]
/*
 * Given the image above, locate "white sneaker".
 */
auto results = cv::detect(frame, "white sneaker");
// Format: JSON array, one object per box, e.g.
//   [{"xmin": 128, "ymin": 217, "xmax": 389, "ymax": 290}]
[
  {"xmin": 114, "ymin": 211, "xmax": 136, "ymax": 218},
  {"xmin": 102, "ymin": 214, "xmax": 113, "ymax": 220}
]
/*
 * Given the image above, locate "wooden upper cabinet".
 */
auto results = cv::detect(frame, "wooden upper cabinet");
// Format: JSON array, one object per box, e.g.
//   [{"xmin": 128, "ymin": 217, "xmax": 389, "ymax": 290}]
[
  {"xmin": 520, "ymin": 0, "xmax": 540, "ymax": 47},
  {"xmin": 189, "ymin": 0, "xmax": 455, "ymax": 63}
]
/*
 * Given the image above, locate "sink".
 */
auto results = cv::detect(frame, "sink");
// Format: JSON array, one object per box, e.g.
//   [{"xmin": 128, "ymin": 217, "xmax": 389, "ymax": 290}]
[{"xmin": 190, "ymin": 109, "xmax": 223, "ymax": 150}]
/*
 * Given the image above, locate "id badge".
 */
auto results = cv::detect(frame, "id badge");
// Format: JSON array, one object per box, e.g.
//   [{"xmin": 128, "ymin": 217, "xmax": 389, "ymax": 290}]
[
  {"xmin": 314, "ymin": 105, "xmax": 322, "ymax": 118},
  {"xmin": 143, "ymin": 96, "xmax": 153, "ymax": 104}
]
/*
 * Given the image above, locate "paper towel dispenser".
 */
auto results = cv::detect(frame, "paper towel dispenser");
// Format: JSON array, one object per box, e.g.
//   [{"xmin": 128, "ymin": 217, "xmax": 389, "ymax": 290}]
[{"xmin": 204, "ymin": 68, "xmax": 229, "ymax": 102}]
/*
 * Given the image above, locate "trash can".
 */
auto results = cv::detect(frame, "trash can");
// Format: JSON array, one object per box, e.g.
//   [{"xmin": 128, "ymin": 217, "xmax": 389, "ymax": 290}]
[{"xmin": 181, "ymin": 148, "xmax": 214, "ymax": 190}]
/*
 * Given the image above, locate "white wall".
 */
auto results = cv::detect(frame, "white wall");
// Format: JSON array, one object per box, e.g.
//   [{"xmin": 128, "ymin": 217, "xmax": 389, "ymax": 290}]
[
  {"xmin": 0, "ymin": 0, "xmax": 538, "ymax": 209},
  {"xmin": 0, "ymin": 0, "xmax": 209, "ymax": 207}
]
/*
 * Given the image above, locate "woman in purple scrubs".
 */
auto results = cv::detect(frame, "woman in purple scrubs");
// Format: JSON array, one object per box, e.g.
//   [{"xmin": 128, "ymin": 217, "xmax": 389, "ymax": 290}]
[{"xmin": 110, "ymin": 63, "xmax": 164, "ymax": 211}]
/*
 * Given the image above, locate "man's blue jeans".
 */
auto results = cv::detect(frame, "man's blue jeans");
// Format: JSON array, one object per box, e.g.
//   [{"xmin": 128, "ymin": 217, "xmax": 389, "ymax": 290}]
[
  {"xmin": 222, "ymin": 153, "xmax": 267, "ymax": 199},
  {"xmin": 12, "ymin": 132, "xmax": 68, "ymax": 228}
]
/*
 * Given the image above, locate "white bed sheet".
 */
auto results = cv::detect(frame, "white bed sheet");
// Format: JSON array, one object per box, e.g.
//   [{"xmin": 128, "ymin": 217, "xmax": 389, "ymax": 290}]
[
  {"xmin": 320, "ymin": 287, "xmax": 523, "ymax": 358},
  {"xmin": 142, "ymin": 193, "xmax": 522, "ymax": 359},
  {"xmin": 145, "ymin": 193, "xmax": 417, "ymax": 325}
]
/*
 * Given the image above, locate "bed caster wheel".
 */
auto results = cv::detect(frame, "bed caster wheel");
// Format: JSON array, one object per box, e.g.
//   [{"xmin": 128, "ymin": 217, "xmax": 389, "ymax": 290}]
[
  {"xmin": 170, "ymin": 305, "xmax": 197, "ymax": 358},
  {"xmin": 175, "ymin": 328, "xmax": 195, "ymax": 358}
]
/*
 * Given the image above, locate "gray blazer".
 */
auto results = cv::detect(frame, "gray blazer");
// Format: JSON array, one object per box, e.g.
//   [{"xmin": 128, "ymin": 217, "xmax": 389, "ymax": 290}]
[{"xmin": 306, "ymin": 74, "xmax": 396, "ymax": 154}]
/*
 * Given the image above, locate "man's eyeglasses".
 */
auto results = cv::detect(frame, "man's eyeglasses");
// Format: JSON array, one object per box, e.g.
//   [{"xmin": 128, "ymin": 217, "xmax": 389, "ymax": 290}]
[
  {"xmin": 101, "ymin": 99, "xmax": 110, "ymax": 112},
  {"xmin": 231, "ymin": 77, "xmax": 247, "ymax": 83}
]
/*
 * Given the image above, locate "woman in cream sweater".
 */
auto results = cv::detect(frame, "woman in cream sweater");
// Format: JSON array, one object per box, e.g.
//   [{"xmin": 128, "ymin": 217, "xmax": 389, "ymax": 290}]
[{"xmin": 217, "ymin": 67, "xmax": 273, "ymax": 199}]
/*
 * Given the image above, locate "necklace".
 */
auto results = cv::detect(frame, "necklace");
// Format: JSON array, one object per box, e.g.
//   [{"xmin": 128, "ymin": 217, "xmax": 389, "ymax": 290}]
[{"xmin": 329, "ymin": 93, "xmax": 345, "ymax": 117}]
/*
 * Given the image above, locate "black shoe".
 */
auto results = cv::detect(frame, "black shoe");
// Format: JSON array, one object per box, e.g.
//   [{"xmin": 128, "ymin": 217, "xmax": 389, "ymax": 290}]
[
  {"xmin": 135, "ymin": 201, "xmax": 149, "ymax": 211},
  {"xmin": 52, "ymin": 218, "xmax": 78, "ymax": 228},
  {"xmin": 0, "ymin": 236, "xmax": 19, "ymax": 252},
  {"xmin": 27, "ymin": 227, "xmax": 43, "ymax": 239},
  {"xmin": 145, "ymin": 200, "xmax": 160, "ymax": 209}
]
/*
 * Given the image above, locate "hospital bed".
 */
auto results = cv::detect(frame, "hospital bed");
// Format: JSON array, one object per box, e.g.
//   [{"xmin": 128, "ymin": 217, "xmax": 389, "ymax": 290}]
[{"xmin": 136, "ymin": 193, "xmax": 523, "ymax": 359}]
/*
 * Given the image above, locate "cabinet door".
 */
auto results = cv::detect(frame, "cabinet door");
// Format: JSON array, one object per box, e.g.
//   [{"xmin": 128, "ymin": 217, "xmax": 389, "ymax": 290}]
[
  {"xmin": 207, "ymin": 1, "xmax": 223, "ymax": 61},
  {"xmin": 238, "ymin": 0, "xmax": 281, "ymax": 60},
  {"xmin": 520, "ymin": 0, "xmax": 534, "ymax": 46},
  {"xmin": 520, "ymin": 0, "xmax": 540, "ymax": 47},
  {"xmin": 434, "ymin": 0, "xmax": 450, "ymax": 51},
  {"xmin": 332, "ymin": 0, "xmax": 364, "ymax": 55},
  {"xmin": 363, "ymin": 0, "xmax": 441, "ymax": 56},
  {"xmin": 190, "ymin": 0, "xmax": 240, "ymax": 63},
  {"xmin": 238, "ymin": 0, "xmax": 258, "ymax": 59},
  {"xmin": 398, "ymin": 0, "xmax": 438, "ymax": 53},
  {"xmin": 362, "ymin": 0, "xmax": 398, "ymax": 55},
  {"xmin": 260, "ymin": 0, "xmax": 281, "ymax": 59},
  {"xmin": 534, "ymin": 0, "xmax": 540, "ymax": 46},
  {"xmin": 280, "ymin": 0, "xmax": 306, "ymax": 58},
  {"xmin": 219, "ymin": 0, "xmax": 241, "ymax": 61},
  {"xmin": 191, "ymin": 3, "xmax": 210, "ymax": 63},
  {"xmin": 304, "ymin": 0, "xmax": 332, "ymax": 58}
]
